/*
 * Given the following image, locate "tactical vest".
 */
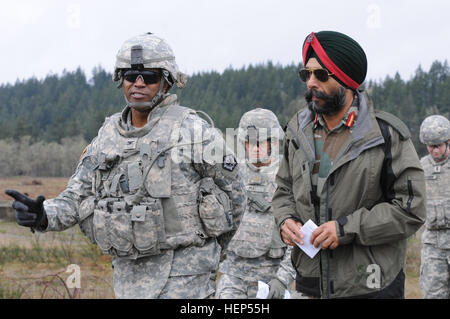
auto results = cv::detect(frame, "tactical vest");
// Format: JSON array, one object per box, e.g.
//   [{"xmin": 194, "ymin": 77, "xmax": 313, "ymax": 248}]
[
  {"xmin": 87, "ymin": 104, "xmax": 233, "ymax": 259},
  {"xmin": 228, "ymin": 162, "xmax": 286, "ymax": 259},
  {"xmin": 422, "ymin": 156, "xmax": 450, "ymax": 230}
]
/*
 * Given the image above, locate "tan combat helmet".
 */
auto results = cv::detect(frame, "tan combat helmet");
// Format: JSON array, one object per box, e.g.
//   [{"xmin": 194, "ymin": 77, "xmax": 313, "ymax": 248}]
[
  {"xmin": 113, "ymin": 33, "xmax": 187, "ymax": 110},
  {"xmin": 420, "ymin": 114, "xmax": 450, "ymax": 161},
  {"xmin": 420, "ymin": 115, "xmax": 450, "ymax": 145},
  {"xmin": 238, "ymin": 108, "xmax": 284, "ymax": 163}
]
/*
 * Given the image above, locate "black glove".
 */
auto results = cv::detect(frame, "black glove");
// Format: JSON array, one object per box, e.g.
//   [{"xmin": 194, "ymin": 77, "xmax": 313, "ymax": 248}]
[
  {"xmin": 5, "ymin": 189, "xmax": 47, "ymax": 232},
  {"xmin": 267, "ymin": 277, "xmax": 287, "ymax": 299}
]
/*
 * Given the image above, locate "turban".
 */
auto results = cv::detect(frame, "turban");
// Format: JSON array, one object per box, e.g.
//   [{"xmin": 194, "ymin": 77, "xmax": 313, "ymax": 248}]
[{"xmin": 302, "ymin": 31, "xmax": 367, "ymax": 90}]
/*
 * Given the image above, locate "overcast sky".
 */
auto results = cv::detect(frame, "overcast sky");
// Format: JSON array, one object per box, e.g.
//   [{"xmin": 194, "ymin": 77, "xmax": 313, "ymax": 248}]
[{"xmin": 1, "ymin": 0, "xmax": 449, "ymax": 86}]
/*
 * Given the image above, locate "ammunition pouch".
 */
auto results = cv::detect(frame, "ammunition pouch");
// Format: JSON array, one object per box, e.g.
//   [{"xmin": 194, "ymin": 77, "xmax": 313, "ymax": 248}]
[
  {"xmin": 198, "ymin": 177, "xmax": 234, "ymax": 237},
  {"xmin": 425, "ymin": 198, "xmax": 450, "ymax": 230},
  {"xmin": 247, "ymin": 190, "xmax": 271, "ymax": 213},
  {"xmin": 93, "ymin": 198, "xmax": 166, "ymax": 259}
]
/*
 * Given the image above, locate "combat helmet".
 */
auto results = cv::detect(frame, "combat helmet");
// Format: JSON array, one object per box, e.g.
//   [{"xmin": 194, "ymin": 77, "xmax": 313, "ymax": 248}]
[
  {"xmin": 419, "ymin": 115, "xmax": 450, "ymax": 145},
  {"xmin": 238, "ymin": 108, "xmax": 284, "ymax": 163},
  {"xmin": 113, "ymin": 33, "xmax": 187, "ymax": 110}
]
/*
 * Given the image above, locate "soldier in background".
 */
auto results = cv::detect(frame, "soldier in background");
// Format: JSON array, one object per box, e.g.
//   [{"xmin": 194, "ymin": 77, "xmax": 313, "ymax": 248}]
[
  {"xmin": 6, "ymin": 33, "xmax": 246, "ymax": 299},
  {"xmin": 419, "ymin": 115, "xmax": 450, "ymax": 299},
  {"xmin": 216, "ymin": 108, "xmax": 296, "ymax": 299}
]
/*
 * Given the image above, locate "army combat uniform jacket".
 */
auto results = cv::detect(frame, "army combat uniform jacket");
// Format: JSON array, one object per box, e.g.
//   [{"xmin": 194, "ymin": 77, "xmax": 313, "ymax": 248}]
[
  {"xmin": 419, "ymin": 154, "xmax": 450, "ymax": 298},
  {"xmin": 420, "ymin": 154, "xmax": 450, "ymax": 248},
  {"xmin": 218, "ymin": 157, "xmax": 295, "ymax": 297},
  {"xmin": 273, "ymin": 91, "xmax": 426, "ymax": 298},
  {"xmin": 42, "ymin": 94, "xmax": 246, "ymax": 298}
]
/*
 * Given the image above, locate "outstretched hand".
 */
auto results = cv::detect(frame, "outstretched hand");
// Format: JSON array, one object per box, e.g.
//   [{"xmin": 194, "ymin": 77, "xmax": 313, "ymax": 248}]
[{"xmin": 5, "ymin": 189, "xmax": 47, "ymax": 231}]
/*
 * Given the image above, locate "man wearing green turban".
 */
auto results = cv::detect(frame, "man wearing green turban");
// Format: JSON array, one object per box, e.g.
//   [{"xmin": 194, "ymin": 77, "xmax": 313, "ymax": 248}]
[{"xmin": 272, "ymin": 30, "xmax": 426, "ymax": 298}]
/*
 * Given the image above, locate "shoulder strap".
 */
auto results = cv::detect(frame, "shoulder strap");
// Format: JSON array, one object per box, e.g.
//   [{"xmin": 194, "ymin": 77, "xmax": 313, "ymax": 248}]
[
  {"xmin": 376, "ymin": 115, "xmax": 396, "ymax": 202},
  {"xmin": 159, "ymin": 104, "xmax": 193, "ymax": 145},
  {"xmin": 375, "ymin": 110, "xmax": 411, "ymax": 140}
]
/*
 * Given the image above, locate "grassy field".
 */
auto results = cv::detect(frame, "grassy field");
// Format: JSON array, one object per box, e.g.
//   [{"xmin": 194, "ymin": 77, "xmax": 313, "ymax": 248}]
[
  {"xmin": 0, "ymin": 177, "xmax": 425, "ymax": 299},
  {"xmin": 0, "ymin": 177, "xmax": 114, "ymax": 299}
]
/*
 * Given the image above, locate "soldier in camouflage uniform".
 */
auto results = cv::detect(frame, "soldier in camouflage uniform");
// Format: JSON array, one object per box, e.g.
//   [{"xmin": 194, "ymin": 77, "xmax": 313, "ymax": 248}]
[
  {"xmin": 6, "ymin": 33, "xmax": 246, "ymax": 299},
  {"xmin": 216, "ymin": 108, "xmax": 296, "ymax": 299},
  {"xmin": 419, "ymin": 115, "xmax": 450, "ymax": 299}
]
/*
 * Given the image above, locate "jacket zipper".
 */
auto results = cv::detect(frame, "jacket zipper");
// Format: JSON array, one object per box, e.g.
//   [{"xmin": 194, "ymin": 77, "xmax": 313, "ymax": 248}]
[{"xmin": 325, "ymin": 179, "xmax": 331, "ymax": 298}]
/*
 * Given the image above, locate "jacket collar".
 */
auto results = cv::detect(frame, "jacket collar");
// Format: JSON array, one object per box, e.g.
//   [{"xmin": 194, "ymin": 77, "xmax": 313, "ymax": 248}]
[
  {"xmin": 296, "ymin": 91, "xmax": 384, "ymax": 174},
  {"xmin": 298, "ymin": 91, "xmax": 379, "ymax": 144},
  {"xmin": 116, "ymin": 94, "xmax": 179, "ymax": 138}
]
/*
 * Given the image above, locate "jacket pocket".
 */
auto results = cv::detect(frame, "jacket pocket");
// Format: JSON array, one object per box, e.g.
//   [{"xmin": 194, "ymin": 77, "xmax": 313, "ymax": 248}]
[
  {"xmin": 109, "ymin": 212, "xmax": 134, "ymax": 254},
  {"xmin": 426, "ymin": 199, "xmax": 446, "ymax": 230},
  {"xmin": 132, "ymin": 202, "xmax": 164, "ymax": 255},
  {"xmin": 267, "ymin": 222, "xmax": 287, "ymax": 258},
  {"xmin": 144, "ymin": 151, "xmax": 172, "ymax": 198},
  {"xmin": 292, "ymin": 156, "xmax": 312, "ymax": 207},
  {"xmin": 93, "ymin": 208, "xmax": 112, "ymax": 252},
  {"xmin": 198, "ymin": 177, "xmax": 234, "ymax": 237},
  {"xmin": 292, "ymin": 245, "xmax": 320, "ymax": 277}
]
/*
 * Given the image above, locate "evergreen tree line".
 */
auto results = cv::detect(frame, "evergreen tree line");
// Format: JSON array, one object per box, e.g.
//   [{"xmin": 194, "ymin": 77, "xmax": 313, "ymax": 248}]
[{"xmin": 0, "ymin": 60, "xmax": 448, "ymax": 177}]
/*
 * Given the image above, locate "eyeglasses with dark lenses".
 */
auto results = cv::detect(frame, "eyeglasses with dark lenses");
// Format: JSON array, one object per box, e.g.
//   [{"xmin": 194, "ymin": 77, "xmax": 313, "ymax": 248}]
[
  {"xmin": 298, "ymin": 68, "xmax": 334, "ymax": 83},
  {"xmin": 123, "ymin": 70, "xmax": 161, "ymax": 85}
]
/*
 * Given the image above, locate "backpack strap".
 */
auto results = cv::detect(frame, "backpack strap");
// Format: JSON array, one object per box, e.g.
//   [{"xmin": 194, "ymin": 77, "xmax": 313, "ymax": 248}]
[
  {"xmin": 375, "ymin": 110, "xmax": 411, "ymax": 140},
  {"xmin": 375, "ymin": 112, "xmax": 400, "ymax": 202}
]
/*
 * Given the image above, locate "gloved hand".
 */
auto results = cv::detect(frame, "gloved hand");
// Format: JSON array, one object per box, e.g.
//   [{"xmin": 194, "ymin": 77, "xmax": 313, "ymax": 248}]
[
  {"xmin": 267, "ymin": 277, "xmax": 287, "ymax": 299},
  {"xmin": 5, "ymin": 189, "xmax": 47, "ymax": 232}
]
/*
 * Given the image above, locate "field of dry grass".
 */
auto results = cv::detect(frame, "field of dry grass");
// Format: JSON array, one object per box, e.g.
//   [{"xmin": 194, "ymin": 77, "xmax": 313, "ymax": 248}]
[
  {"xmin": 0, "ymin": 177, "xmax": 425, "ymax": 299},
  {"xmin": 0, "ymin": 177, "xmax": 69, "ymax": 201},
  {"xmin": 0, "ymin": 177, "xmax": 114, "ymax": 299},
  {"xmin": 0, "ymin": 220, "xmax": 114, "ymax": 299}
]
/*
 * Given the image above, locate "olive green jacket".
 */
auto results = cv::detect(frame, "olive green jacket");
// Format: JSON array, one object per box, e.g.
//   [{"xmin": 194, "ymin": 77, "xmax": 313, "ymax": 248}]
[{"xmin": 273, "ymin": 91, "xmax": 426, "ymax": 298}]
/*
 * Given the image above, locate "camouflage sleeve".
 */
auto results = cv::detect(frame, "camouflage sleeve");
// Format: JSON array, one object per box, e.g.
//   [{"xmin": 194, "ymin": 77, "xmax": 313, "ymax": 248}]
[
  {"xmin": 42, "ymin": 142, "xmax": 98, "ymax": 232},
  {"xmin": 185, "ymin": 114, "xmax": 247, "ymax": 250},
  {"xmin": 275, "ymin": 246, "xmax": 296, "ymax": 288}
]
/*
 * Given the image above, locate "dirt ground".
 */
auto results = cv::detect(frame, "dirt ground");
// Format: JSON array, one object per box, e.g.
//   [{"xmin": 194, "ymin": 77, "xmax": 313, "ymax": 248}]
[
  {"xmin": 0, "ymin": 177, "xmax": 425, "ymax": 299},
  {"xmin": 0, "ymin": 177, "xmax": 69, "ymax": 201}
]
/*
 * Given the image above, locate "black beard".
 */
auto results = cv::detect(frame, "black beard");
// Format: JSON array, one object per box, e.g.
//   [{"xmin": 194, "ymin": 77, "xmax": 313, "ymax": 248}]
[{"xmin": 305, "ymin": 86, "xmax": 347, "ymax": 116}]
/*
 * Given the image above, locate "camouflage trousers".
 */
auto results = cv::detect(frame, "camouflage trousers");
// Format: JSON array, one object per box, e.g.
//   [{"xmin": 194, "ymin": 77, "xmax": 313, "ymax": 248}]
[
  {"xmin": 112, "ymin": 252, "xmax": 216, "ymax": 299},
  {"xmin": 215, "ymin": 273, "xmax": 262, "ymax": 299},
  {"xmin": 115, "ymin": 271, "xmax": 216, "ymax": 299},
  {"xmin": 290, "ymin": 291, "xmax": 316, "ymax": 299},
  {"xmin": 216, "ymin": 273, "xmax": 302, "ymax": 299},
  {"xmin": 420, "ymin": 243, "xmax": 450, "ymax": 299},
  {"xmin": 158, "ymin": 272, "xmax": 216, "ymax": 299}
]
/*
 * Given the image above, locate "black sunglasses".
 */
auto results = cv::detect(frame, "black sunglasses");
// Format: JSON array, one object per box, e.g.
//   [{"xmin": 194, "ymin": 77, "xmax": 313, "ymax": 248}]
[
  {"xmin": 299, "ymin": 68, "xmax": 334, "ymax": 83},
  {"xmin": 123, "ymin": 70, "xmax": 161, "ymax": 85}
]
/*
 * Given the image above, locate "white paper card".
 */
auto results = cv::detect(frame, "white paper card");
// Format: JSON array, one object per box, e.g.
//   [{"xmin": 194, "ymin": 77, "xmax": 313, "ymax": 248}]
[
  {"xmin": 256, "ymin": 281, "xmax": 270, "ymax": 299},
  {"xmin": 294, "ymin": 219, "xmax": 321, "ymax": 258},
  {"xmin": 284, "ymin": 289, "xmax": 291, "ymax": 299}
]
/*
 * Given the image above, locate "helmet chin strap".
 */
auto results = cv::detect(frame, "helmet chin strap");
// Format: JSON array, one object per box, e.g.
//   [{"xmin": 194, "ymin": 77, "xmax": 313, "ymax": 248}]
[
  {"xmin": 124, "ymin": 78, "xmax": 168, "ymax": 112},
  {"xmin": 432, "ymin": 141, "xmax": 449, "ymax": 162}
]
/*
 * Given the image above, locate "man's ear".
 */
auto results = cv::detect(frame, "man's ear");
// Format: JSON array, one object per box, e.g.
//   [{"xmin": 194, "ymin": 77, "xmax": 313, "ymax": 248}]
[{"xmin": 163, "ymin": 80, "xmax": 170, "ymax": 93}]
